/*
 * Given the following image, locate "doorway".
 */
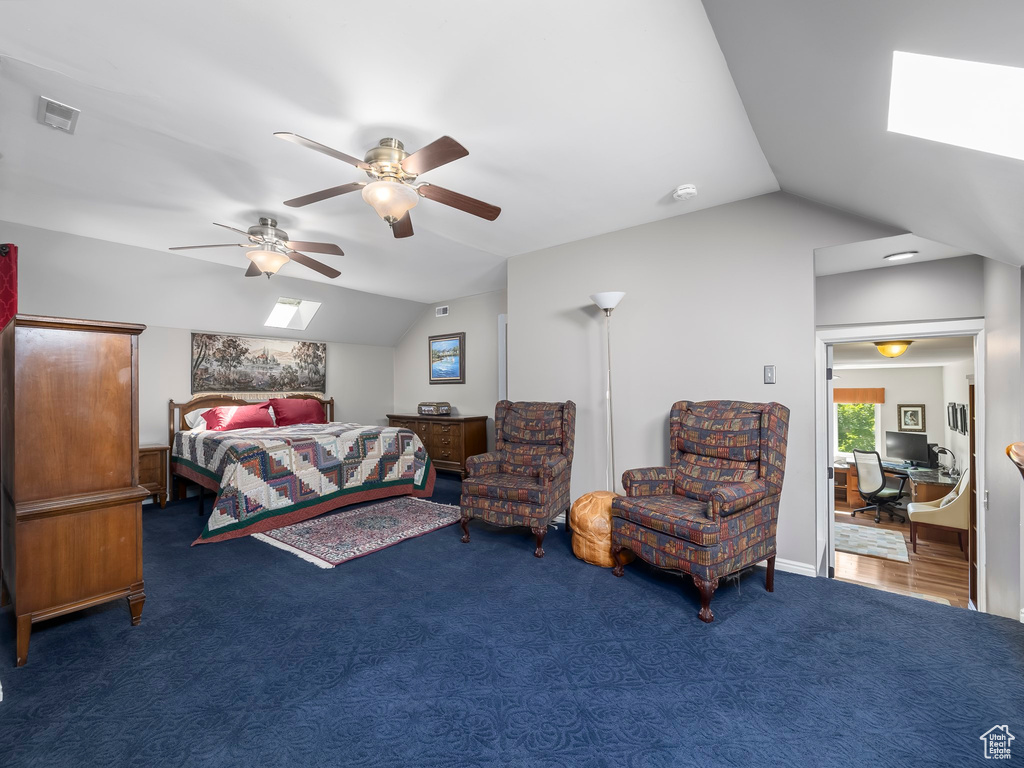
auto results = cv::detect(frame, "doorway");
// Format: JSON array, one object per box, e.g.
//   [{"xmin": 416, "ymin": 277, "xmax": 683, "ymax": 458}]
[{"xmin": 814, "ymin": 319, "xmax": 986, "ymax": 610}]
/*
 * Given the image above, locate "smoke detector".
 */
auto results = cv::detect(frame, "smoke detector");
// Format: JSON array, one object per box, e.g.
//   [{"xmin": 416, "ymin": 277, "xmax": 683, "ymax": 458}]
[
  {"xmin": 37, "ymin": 96, "xmax": 80, "ymax": 134},
  {"xmin": 673, "ymin": 184, "xmax": 698, "ymax": 201}
]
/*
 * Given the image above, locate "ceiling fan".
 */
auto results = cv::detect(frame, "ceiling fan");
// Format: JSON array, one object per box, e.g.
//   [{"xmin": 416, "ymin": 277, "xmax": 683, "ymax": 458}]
[
  {"xmin": 275, "ymin": 133, "xmax": 501, "ymax": 239},
  {"xmin": 170, "ymin": 218, "xmax": 342, "ymax": 279}
]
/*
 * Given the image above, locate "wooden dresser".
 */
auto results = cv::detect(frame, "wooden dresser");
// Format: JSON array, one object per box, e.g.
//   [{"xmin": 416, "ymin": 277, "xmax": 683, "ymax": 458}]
[
  {"xmin": 386, "ymin": 414, "xmax": 487, "ymax": 477},
  {"xmin": 0, "ymin": 315, "xmax": 149, "ymax": 666}
]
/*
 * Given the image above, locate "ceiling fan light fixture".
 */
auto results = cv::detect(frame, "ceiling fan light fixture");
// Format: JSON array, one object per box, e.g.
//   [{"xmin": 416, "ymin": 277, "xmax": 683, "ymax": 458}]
[
  {"xmin": 361, "ymin": 179, "xmax": 419, "ymax": 224},
  {"xmin": 874, "ymin": 340, "xmax": 914, "ymax": 358},
  {"xmin": 247, "ymin": 249, "xmax": 291, "ymax": 276}
]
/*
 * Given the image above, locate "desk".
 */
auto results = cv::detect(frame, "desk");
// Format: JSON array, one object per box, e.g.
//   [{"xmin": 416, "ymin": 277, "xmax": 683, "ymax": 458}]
[{"xmin": 834, "ymin": 464, "xmax": 956, "ymax": 508}]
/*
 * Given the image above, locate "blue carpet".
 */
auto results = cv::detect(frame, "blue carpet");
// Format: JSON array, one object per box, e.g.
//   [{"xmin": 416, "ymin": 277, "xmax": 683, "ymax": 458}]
[{"xmin": 1, "ymin": 472, "xmax": 1022, "ymax": 767}]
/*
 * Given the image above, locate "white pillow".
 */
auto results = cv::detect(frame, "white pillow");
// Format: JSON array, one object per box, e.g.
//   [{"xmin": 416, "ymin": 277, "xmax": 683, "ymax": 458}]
[
  {"xmin": 184, "ymin": 408, "xmax": 211, "ymax": 430},
  {"xmin": 939, "ymin": 493, "xmax": 957, "ymax": 508}
]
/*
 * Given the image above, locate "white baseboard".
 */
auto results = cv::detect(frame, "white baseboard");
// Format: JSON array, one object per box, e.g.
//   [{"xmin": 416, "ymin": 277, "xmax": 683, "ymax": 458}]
[
  {"xmin": 1019, "ymin": 608, "xmax": 1024, "ymax": 624},
  {"xmin": 771, "ymin": 557, "xmax": 817, "ymax": 578}
]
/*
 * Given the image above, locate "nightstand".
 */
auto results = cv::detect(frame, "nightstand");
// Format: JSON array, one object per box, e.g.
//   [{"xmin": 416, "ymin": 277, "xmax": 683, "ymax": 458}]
[{"xmin": 139, "ymin": 444, "xmax": 169, "ymax": 508}]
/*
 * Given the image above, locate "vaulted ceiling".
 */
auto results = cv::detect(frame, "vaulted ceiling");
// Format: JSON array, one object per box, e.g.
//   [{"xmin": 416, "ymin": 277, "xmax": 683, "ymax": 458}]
[
  {"xmin": 703, "ymin": 0, "xmax": 1024, "ymax": 270},
  {"xmin": 0, "ymin": 0, "xmax": 777, "ymax": 302}
]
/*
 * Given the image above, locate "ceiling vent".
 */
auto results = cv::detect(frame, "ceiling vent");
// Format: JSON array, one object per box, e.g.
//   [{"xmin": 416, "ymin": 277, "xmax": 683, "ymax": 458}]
[
  {"xmin": 435, "ymin": 306, "xmax": 449, "ymax": 317},
  {"xmin": 37, "ymin": 96, "xmax": 80, "ymax": 134}
]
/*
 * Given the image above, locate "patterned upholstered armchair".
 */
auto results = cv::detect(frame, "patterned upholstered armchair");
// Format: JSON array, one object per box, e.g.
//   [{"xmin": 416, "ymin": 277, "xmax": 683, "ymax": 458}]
[
  {"xmin": 611, "ymin": 400, "xmax": 790, "ymax": 622},
  {"xmin": 460, "ymin": 400, "xmax": 576, "ymax": 557}
]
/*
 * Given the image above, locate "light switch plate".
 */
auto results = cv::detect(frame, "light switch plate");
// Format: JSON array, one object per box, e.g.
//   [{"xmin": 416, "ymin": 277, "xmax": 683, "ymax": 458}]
[{"xmin": 764, "ymin": 365, "xmax": 776, "ymax": 384}]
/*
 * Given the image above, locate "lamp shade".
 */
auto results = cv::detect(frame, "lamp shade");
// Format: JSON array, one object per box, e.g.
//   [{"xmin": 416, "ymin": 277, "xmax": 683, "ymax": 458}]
[
  {"xmin": 874, "ymin": 340, "xmax": 913, "ymax": 358},
  {"xmin": 248, "ymin": 249, "xmax": 291, "ymax": 275},
  {"xmin": 590, "ymin": 291, "xmax": 626, "ymax": 311},
  {"xmin": 361, "ymin": 180, "xmax": 419, "ymax": 223}
]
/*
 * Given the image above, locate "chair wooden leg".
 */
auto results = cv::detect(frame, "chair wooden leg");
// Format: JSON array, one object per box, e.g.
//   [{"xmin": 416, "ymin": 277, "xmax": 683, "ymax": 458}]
[
  {"xmin": 460, "ymin": 517, "xmax": 471, "ymax": 544},
  {"xmin": 910, "ymin": 521, "xmax": 918, "ymax": 554},
  {"xmin": 564, "ymin": 507, "xmax": 571, "ymax": 533},
  {"xmin": 765, "ymin": 555, "xmax": 776, "ymax": 593},
  {"xmin": 0, "ymin": 574, "xmax": 9, "ymax": 608},
  {"xmin": 959, "ymin": 531, "xmax": 968, "ymax": 561},
  {"xmin": 692, "ymin": 575, "xmax": 719, "ymax": 623},
  {"xmin": 611, "ymin": 544, "xmax": 629, "ymax": 577},
  {"xmin": 531, "ymin": 526, "xmax": 546, "ymax": 558}
]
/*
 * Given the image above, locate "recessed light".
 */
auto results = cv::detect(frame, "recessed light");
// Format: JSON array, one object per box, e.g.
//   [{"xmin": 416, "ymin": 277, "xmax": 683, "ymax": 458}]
[{"xmin": 884, "ymin": 251, "xmax": 918, "ymax": 261}]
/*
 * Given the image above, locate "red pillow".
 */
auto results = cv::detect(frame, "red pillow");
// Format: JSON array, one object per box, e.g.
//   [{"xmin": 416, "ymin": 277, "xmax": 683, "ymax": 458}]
[
  {"xmin": 269, "ymin": 398, "xmax": 327, "ymax": 426},
  {"xmin": 201, "ymin": 402, "xmax": 275, "ymax": 431}
]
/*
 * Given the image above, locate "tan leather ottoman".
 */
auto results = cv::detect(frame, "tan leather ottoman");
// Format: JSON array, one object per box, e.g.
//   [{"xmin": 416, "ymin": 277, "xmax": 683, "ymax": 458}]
[{"xmin": 571, "ymin": 491, "xmax": 634, "ymax": 568}]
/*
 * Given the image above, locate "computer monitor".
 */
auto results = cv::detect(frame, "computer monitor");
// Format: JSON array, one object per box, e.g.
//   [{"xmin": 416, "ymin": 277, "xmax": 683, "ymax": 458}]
[{"xmin": 885, "ymin": 431, "xmax": 931, "ymax": 466}]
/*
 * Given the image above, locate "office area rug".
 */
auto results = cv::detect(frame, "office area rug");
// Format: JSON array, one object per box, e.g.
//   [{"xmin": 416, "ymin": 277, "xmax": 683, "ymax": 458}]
[
  {"xmin": 252, "ymin": 497, "xmax": 460, "ymax": 568},
  {"xmin": 834, "ymin": 521, "xmax": 910, "ymax": 563}
]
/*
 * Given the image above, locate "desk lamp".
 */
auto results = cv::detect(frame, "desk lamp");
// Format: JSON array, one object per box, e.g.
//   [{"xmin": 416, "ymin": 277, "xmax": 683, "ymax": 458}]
[{"xmin": 933, "ymin": 446, "xmax": 958, "ymax": 478}]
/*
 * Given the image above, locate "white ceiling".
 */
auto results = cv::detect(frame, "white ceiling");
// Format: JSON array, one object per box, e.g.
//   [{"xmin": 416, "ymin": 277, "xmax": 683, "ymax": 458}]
[
  {"xmin": 703, "ymin": 0, "xmax": 1024, "ymax": 271},
  {"xmin": 0, "ymin": 0, "xmax": 778, "ymax": 303},
  {"xmin": 833, "ymin": 336, "xmax": 975, "ymax": 368},
  {"xmin": 814, "ymin": 233, "xmax": 973, "ymax": 277}
]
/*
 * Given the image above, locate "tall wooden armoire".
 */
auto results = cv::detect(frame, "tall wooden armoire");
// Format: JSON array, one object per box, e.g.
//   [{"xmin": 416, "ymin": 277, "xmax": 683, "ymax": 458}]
[{"xmin": 0, "ymin": 315, "xmax": 149, "ymax": 666}]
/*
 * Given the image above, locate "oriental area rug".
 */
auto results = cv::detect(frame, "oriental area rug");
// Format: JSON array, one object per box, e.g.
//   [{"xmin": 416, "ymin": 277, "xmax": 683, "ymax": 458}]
[
  {"xmin": 253, "ymin": 497, "xmax": 460, "ymax": 568},
  {"xmin": 834, "ymin": 521, "xmax": 910, "ymax": 563}
]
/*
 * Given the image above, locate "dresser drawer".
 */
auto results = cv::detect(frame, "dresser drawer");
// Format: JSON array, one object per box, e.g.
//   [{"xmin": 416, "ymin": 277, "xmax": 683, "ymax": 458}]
[
  {"xmin": 432, "ymin": 444, "xmax": 465, "ymax": 464},
  {"xmin": 431, "ymin": 422, "xmax": 463, "ymax": 441}
]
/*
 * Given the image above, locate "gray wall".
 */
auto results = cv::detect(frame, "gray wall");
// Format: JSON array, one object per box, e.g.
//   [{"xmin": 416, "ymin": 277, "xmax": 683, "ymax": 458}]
[
  {"xmin": 981, "ymin": 258, "xmax": 1023, "ymax": 619},
  {"xmin": 941, "ymin": 358, "xmax": 973, "ymax": 468},
  {"xmin": 393, "ymin": 290, "xmax": 507, "ymax": 449},
  {"xmin": 832, "ymin": 366, "xmax": 945, "ymax": 460},
  {"xmin": 507, "ymin": 192, "xmax": 897, "ymax": 570},
  {"xmin": 816, "ymin": 255, "xmax": 985, "ymax": 327},
  {"xmin": 6, "ymin": 221, "xmax": 403, "ymax": 445}
]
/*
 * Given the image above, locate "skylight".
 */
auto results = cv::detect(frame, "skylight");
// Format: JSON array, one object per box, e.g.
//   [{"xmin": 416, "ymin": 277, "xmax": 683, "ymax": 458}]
[
  {"xmin": 264, "ymin": 297, "xmax": 321, "ymax": 330},
  {"xmin": 888, "ymin": 51, "xmax": 1024, "ymax": 162}
]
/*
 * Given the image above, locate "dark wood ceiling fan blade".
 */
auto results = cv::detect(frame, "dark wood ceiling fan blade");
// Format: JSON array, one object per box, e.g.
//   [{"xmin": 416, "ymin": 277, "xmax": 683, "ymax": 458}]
[
  {"xmin": 169, "ymin": 243, "xmax": 244, "ymax": 250},
  {"xmin": 274, "ymin": 132, "xmax": 371, "ymax": 170},
  {"xmin": 285, "ymin": 240, "xmax": 344, "ymax": 256},
  {"xmin": 391, "ymin": 212, "xmax": 414, "ymax": 239},
  {"xmin": 244, "ymin": 261, "xmax": 262, "ymax": 277},
  {"xmin": 401, "ymin": 136, "xmax": 468, "ymax": 176},
  {"xmin": 283, "ymin": 182, "xmax": 365, "ymax": 208},
  {"xmin": 212, "ymin": 222, "xmax": 253, "ymax": 237},
  {"xmin": 417, "ymin": 184, "xmax": 501, "ymax": 221},
  {"xmin": 288, "ymin": 250, "xmax": 341, "ymax": 279}
]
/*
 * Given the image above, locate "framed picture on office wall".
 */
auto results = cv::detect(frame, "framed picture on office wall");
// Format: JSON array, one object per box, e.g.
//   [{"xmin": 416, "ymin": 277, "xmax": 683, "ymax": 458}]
[
  {"xmin": 897, "ymin": 403, "xmax": 926, "ymax": 432},
  {"xmin": 958, "ymin": 404, "xmax": 968, "ymax": 434},
  {"xmin": 947, "ymin": 403, "xmax": 958, "ymax": 431}
]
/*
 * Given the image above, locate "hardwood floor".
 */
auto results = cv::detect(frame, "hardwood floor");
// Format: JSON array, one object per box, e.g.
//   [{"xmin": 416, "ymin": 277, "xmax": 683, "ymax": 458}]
[{"xmin": 833, "ymin": 499, "xmax": 970, "ymax": 609}]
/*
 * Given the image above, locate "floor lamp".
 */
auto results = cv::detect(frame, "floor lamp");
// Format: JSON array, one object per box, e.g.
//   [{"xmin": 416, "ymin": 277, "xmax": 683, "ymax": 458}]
[{"xmin": 590, "ymin": 291, "xmax": 625, "ymax": 492}]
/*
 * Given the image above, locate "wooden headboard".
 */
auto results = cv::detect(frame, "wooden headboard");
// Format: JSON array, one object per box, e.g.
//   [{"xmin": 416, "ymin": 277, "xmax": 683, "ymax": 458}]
[{"xmin": 168, "ymin": 394, "xmax": 336, "ymax": 448}]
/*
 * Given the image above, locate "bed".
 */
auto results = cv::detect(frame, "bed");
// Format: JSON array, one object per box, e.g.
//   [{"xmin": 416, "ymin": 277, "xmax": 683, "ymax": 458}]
[{"xmin": 168, "ymin": 395, "xmax": 436, "ymax": 544}]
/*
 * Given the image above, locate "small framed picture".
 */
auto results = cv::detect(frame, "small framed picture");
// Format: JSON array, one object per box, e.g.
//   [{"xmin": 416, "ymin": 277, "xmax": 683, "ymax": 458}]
[
  {"xmin": 897, "ymin": 403, "xmax": 926, "ymax": 432},
  {"xmin": 428, "ymin": 332, "xmax": 465, "ymax": 385},
  {"xmin": 958, "ymin": 404, "xmax": 968, "ymax": 434},
  {"xmin": 947, "ymin": 403, "xmax": 958, "ymax": 432}
]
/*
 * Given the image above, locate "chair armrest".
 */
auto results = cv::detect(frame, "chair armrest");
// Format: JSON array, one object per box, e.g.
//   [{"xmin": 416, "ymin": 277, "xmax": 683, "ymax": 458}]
[
  {"xmin": 622, "ymin": 467, "xmax": 674, "ymax": 497},
  {"xmin": 466, "ymin": 452, "xmax": 502, "ymax": 477},
  {"xmin": 539, "ymin": 455, "xmax": 569, "ymax": 483},
  {"xmin": 709, "ymin": 479, "xmax": 771, "ymax": 520}
]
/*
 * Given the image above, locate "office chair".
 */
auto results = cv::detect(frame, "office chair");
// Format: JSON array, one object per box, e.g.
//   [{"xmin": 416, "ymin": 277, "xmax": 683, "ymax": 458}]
[{"xmin": 852, "ymin": 450, "xmax": 907, "ymax": 524}]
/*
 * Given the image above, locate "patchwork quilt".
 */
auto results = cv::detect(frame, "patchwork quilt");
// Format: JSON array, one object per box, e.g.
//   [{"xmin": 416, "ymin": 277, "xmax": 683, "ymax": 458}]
[{"xmin": 171, "ymin": 423, "xmax": 435, "ymax": 544}]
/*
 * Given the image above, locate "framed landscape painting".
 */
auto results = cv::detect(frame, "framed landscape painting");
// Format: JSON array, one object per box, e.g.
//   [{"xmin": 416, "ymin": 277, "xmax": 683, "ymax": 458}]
[
  {"xmin": 897, "ymin": 403, "xmax": 926, "ymax": 432},
  {"xmin": 191, "ymin": 332, "xmax": 326, "ymax": 394},
  {"xmin": 429, "ymin": 332, "xmax": 465, "ymax": 385}
]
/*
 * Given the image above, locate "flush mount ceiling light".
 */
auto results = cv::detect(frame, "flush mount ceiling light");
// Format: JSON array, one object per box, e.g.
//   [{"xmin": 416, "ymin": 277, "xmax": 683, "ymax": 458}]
[
  {"xmin": 888, "ymin": 51, "xmax": 1024, "ymax": 162},
  {"xmin": 874, "ymin": 340, "xmax": 914, "ymax": 358},
  {"xmin": 276, "ymin": 134, "xmax": 501, "ymax": 239},
  {"xmin": 884, "ymin": 250, "xmax": 918, "ymax": 261}
]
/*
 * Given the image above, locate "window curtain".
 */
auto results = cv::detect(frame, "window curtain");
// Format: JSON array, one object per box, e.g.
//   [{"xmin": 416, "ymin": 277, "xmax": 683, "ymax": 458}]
[{"xmin": 834, "ymin": 387, "xmax": 884, "ymax": 404}]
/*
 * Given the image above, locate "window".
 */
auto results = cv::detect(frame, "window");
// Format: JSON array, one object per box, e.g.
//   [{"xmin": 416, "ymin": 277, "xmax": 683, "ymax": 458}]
[
  {"xmin": 834, "ymin": 402, "xmax": 881, "ymax": 458},
  {"xmin": 888, "ymin": 51, "xmax": 1024, "ymax": 162},
  {"xmin": 264, "ymin": 297, "xmax": 321, "ymax": 330}
]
